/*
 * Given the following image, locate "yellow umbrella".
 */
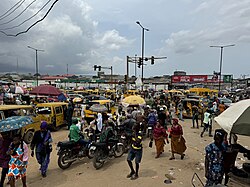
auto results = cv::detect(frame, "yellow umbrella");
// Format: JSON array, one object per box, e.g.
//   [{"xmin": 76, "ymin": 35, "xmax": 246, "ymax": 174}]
[
  {"xmin": 122, "ymin": 95, "xmax": 145, "ymax": 107},
  {"xmin": 73, "ymin": 97, "xmax": 83, "ymax": 103}
]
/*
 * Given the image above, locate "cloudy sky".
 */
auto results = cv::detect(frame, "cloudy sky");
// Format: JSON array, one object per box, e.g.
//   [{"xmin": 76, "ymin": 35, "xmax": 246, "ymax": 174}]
[{"xmin": 0, "ymin": 0, "xmax": 249, "ymax": 78}]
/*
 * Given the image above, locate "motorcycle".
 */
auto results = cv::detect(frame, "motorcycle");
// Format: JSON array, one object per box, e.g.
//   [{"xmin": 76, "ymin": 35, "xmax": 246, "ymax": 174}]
[
  {"xmin": 92, "ymin": 139, "xmax": 125, "ymax": 170},
  {"xmin": 57, "ymin": 139, "xmax": 94, "ymax": 170}
]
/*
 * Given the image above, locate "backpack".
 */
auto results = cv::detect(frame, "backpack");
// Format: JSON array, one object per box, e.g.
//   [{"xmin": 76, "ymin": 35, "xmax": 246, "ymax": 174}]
[{"xmin": 148, "ymin": 113, "xmax": 157, "ymax": 124}]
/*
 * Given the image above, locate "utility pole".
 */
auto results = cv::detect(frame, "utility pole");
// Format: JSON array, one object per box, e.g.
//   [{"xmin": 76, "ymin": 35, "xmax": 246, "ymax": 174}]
[
  {"xmin": 136, "ymin": 21, "xmax": 149, "ymax": 91},
  {"xmin": 67, "ymin": 64, "xmax": 68, "ymax": 76},
  {"xmin": 16, "ymin": 57, "xmax": 18, "ymax": 74},
  {"xmin": 134, "ymin": 54, "xmax": 137, "ymax": 77},
  {"xmin": 27, "ymin": 46, "xmax": 45, "ymax": 86},
  {"xmin": 210, "ymin": 44, "xmax": 235, "ymax": 91}
]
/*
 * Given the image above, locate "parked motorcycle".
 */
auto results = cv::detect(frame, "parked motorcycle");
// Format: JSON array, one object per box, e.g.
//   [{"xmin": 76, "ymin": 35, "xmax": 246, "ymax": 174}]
[
  {"xmin": 57, "ymin": 140, "xmax": 94, "ymax": 169},
  {"xmin": 92, "ymin": 139, "xmax": 125, "ymax": 170}
]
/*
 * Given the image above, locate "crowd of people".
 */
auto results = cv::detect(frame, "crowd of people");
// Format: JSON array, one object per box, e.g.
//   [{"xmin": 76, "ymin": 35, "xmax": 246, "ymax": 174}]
[{"xmin": 0, "ymin": 89, "xmax": 249, "ymax": 186}]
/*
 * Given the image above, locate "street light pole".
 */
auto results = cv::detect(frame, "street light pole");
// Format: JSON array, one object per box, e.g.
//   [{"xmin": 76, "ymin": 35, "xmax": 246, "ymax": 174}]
[
  {"xmin": 136, "ymin": 21, "xmax": 149, "ymax": 91},
  {"xmin": 210, "ymin": 44, "xmax": 235, "ymax": 91},
  {"xmin": 27, "ymin": 46, "xmax": 44, "ymax": 86},
  {"xmin": 134, "ymin": 54, "xmax": 137, "ymax": 77}
]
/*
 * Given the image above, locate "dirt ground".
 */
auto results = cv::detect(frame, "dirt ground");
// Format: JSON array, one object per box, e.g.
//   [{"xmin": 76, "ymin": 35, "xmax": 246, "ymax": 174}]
[{"xmin": 12, "ymin": 119, "xmax": 250, "ymax": 187}]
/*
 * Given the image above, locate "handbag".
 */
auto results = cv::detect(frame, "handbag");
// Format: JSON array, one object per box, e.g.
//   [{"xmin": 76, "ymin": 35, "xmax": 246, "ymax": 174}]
[
  {"xmin": 149, "ymin": 140, "xmax": 153, "ymax": 148},
  {"xmin": 46, "ymin": 144, "xmax": 53, "ymax": 153}
]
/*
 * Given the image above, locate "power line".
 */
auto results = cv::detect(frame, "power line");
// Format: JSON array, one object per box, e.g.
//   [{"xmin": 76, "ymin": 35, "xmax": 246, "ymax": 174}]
[
  {"xmin": 2, "ymin": 0, "xmax": 52, "ymax": 30},
  {"xmin": 0, "ymin": 0, "xmax": 23, "ymax": 18},
  {"xmin": 0, "ymin": 0, "xmax": 37, "ymax": 26},
  {"xmin": 0, "ymin": 0, "xmax": 59, "ymax": 37},
  {"xmin": 0, "ymin": 0, "xmax": 26, "ymax": 22}
]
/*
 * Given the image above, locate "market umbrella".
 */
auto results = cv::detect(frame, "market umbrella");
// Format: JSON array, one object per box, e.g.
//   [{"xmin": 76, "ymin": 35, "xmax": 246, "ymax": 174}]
[
  {"xmin": 29, "ymin": 85, "xmax": 62, "ymax": 96},
  {"xmin": 122, "ymin": 95, "xmax": 146, "ymax": 107},
  {"xmin": 0, "ymin": 116, "xmax": 34, "ymax": 132},
  {"xmin": 58, "ymin": 93, "xmax": 67, "ymax": 102},
  {"xmin": 89, "ymin": 104, "xmax": 108, "ymax": 113},
  {"xmin": 214, "ymin": 99, "xmax": 250, "ymax": 136},
  {"xmin": 73, "ymin": 97, "xmax": 83, "ymax": 103},
  {"xmin": 77, "ymin": 86, "xmax": 84, "ymax": 90},
  {"xmin": 15, "ymin": 86, "xmax": 27, "ymax": 94}
]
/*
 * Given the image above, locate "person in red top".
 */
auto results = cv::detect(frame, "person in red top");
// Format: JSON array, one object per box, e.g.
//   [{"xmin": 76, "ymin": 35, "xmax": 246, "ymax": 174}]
[
  {"xmin": 153, "ymin": 122, "xmax": 169, "ymax": 158},
  {"xmin": 169, "ymin": 118, "xmax": 186, "ymax": 160}
]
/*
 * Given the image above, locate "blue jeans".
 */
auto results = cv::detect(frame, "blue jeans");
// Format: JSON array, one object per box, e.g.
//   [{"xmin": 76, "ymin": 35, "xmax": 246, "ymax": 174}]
[
  {"xmin": 78, "ymin": 139, "xmax": 89, "ymax": 148},
  {"xmin": 179, "ymin": 111, "xmax": 183, "ymax": 120}
]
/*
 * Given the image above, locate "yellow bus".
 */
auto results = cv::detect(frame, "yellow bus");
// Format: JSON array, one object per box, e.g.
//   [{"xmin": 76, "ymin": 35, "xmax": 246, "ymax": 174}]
[{"xmin": 36, "ymin": 102, "xmax": 68, "ymax": 130}]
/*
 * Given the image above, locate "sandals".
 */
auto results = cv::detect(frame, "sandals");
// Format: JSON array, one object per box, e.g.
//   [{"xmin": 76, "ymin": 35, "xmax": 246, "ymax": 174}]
[{"xmin": 181, "ymin": 154, "xmax": 185, "ymax": 160}]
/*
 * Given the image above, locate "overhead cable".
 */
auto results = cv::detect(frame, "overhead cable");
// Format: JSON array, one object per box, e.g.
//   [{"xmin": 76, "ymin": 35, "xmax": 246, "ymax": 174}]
[
  {"xmin": 0, "ymin": 0, "xmax": 38, "ymax": 26},
  {"xmin": 0, "ymin": 0, "xmax": 59, "ymax": 37},
  {"xmin": 2, "ymin": 0, "xmax": 52, "ymax": 30},
  {"xmin": 0, "ymin": 0, "xmax": 26, "ymax": 22},
  {"xmin": 0, "ymin": 0, "xmax": 23, "ymax": 18}
]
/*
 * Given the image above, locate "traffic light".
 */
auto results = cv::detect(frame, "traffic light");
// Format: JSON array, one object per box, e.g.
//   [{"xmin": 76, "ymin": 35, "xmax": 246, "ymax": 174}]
[
  {"xmin": 98, "ymin": 66, "xmax": 101, "ymax": 71},
  {"xmin": 151, "ymin": 56, "xmax": 154, "ymax": 65},
  {"xmin": 124, "ymin": 75, "xmax": 128, "ymax": 83},
  {"xmin": 138, "ymin": 57, "xmax": 142, "ymax": 68},
  {"xmin": 94, "ymin": 65, "xmax": 97, "ymax": 71}
]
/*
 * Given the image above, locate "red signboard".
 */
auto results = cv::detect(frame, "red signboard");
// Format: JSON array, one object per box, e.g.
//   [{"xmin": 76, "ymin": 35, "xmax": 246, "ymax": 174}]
[{"xmin": 172, "ymin": 75, "xmax": 208, "ymax": 83}]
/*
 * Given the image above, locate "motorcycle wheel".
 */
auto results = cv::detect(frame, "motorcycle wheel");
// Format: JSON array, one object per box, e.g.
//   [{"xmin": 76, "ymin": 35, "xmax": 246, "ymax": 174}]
[
  {"xmin": 58, "ymin": 150, "xmax": 73, "ymax": 170},
  {"xmin": 114, "ymin": 144, "xmax": 125, "ymax": 158},
  {"xmin": 93, "ymin": 150, "xmax": 105, "ymax": 170},
  {"xmin": 121, "ymin": 140, "xmax": 129, "ymax": 153},
  {"xmin": 87, "ymin": 147, "xmax": 95, "ymax": 159}
]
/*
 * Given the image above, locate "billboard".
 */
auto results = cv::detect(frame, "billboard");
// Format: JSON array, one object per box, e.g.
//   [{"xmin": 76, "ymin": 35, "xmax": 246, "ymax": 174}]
[{"xmin": 171, "ymin": 75, "xmax": 208, "ymax": 83}]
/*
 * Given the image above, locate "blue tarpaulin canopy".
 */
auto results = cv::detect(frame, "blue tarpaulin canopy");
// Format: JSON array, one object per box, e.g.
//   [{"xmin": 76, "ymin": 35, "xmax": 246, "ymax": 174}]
[{"xmin": 0, "ymin": 116, "xmax": 33, "ymax": 132}]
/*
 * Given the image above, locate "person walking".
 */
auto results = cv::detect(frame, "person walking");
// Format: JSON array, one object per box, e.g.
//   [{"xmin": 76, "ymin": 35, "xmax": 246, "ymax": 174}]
[
  {"xmin": 7, "ymin": 134, "xmax": 29, "ymax": 187},
  {"xmin": 169, "ymin": 118, "xmax": 186, "ymax": 160},
  {"xmin": 200, "ymin": 110, "xmax": 213, "ymax": 137},
  {"xmin": 126, "ymin": 123, "xmax": 143, "ymax": 180},
  {"xmin": 192, "ymin": 104, "xmax": 199, "ymax": 128},
  {"xmin": 158, "ymin": 108, "xmax": 167, "ymax": 128},
  {"xmin": 177, "ymin": 100, "xmax": 184, "ymax": 121},
  {"xmin": 205, "ymin": 129, "xmax": 226, "ymax": 186},
  {"xmin": 67, "ymin": 99, "xmax": 75, "ymax": 130},
  {"xmin": 153, "ymin": 122, "xmax": 169, "ymax": 158},
  {"xmin": 31, "ymin": 121, "xmax": 52, "ymax": 177},
  {"xmin": 0, "ymin": 132, "xmax": 12, "ymax": 187}
]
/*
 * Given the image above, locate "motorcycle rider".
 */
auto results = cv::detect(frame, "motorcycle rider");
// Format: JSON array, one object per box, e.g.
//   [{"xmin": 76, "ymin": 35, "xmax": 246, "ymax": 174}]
[
  {"xmin": 122, "ymin": 114, "xmax": 136, "ymax": 137},
  {"xmin": 99, "ymin": 120, "xmax": 116, "ymax": 156},
  {"xmin": 69, "ymin": 118, "xmax": 89, "ymax": 150}
]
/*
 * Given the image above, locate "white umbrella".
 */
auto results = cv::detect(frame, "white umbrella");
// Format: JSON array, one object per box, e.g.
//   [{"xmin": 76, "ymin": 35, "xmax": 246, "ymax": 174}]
[{"xmin": 214, "ymin": 99, "xmax": 250, "ymax": 136}]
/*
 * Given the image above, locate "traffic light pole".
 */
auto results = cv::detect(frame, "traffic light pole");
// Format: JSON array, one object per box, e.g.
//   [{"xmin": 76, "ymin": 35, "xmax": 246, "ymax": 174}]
[
  {"xmin": 94, "ymin": 65, "xmax": 113, "ymax": 88},
  {"xmin": 210, "ymin": 44, "xmax": 235, "ymax": 91}
]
